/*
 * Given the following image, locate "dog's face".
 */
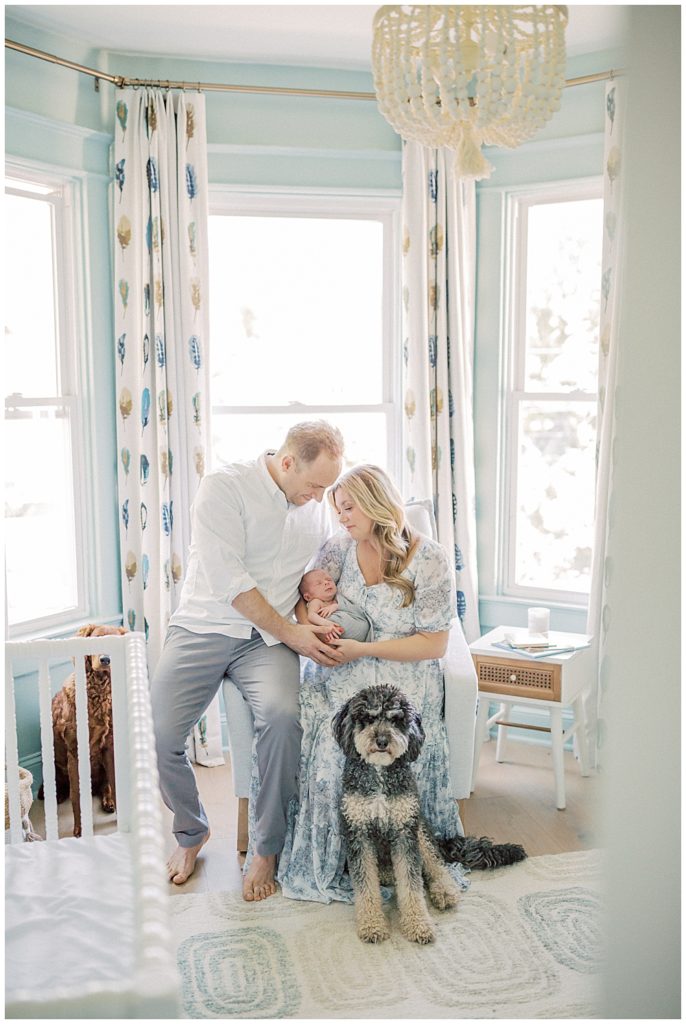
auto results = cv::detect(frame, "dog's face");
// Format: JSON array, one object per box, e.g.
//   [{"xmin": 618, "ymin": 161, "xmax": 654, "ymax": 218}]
[
  {"xmin": 77, "ymin": 624, "xmax": 127, "ymax": 673},
  {"xmin": 332, "ymin": 685, "xmax": 424, "ymax": 766}
]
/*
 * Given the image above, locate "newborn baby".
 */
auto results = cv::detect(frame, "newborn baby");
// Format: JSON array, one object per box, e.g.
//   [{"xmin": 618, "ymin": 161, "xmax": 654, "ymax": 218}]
[{"xmin": 299, "ymin": 569, "xmax": 371, "ymax": 643}]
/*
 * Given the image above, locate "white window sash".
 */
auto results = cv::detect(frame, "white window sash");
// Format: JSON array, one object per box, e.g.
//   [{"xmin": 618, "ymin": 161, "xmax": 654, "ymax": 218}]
[
  {"xmin": 5, "ymin": 168, "xmax": 91, "ymax": 636},
  {"xmin": 208, "ymin": 188, "xmax": 401, "ymax": 480},
  {"xmin": 500, "ymin": 179, "xmax": 603, "ymax": 604}
]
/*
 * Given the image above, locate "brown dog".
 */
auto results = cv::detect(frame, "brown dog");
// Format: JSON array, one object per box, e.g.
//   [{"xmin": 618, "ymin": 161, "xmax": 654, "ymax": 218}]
[{"xmin": 39, "ymin": 624, "xmax": 126, "ymax": 837}]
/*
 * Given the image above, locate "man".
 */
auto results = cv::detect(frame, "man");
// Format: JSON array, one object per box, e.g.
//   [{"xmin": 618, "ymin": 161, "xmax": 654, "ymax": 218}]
[{"xmin": 151, "ymin": 421, "xmax": 344, "ymax": 901}]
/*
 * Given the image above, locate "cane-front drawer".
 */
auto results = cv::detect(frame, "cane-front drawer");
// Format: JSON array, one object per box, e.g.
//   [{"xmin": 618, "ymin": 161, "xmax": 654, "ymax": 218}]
[{"xmin": 473, "ymin": 655, "xmax": 561, "ymax": 702}]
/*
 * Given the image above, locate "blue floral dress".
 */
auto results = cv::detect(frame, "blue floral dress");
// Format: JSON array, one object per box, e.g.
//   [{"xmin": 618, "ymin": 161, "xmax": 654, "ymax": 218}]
[{"xmin": 275, "ymin": 530, "xmax": 470, "ymax": 903}]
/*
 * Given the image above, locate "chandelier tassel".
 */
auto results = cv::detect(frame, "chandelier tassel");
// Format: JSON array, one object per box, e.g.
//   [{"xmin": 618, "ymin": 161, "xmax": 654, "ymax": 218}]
[{"xmin": 452, "ymin": 125, "xmax": 495, "ymax": 181}]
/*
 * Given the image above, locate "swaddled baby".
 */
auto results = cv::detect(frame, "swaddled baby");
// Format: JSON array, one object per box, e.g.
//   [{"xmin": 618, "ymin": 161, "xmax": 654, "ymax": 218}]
[{"xmin": 299, "ymin": 569, "xmax": 371, "ymax": 643}]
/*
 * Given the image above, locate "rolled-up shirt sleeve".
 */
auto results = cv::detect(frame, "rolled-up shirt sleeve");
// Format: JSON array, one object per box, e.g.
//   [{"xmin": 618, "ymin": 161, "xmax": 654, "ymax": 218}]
[{"xmin": 190, "ymin": 473, "xmax": 258, "ymax": 604}]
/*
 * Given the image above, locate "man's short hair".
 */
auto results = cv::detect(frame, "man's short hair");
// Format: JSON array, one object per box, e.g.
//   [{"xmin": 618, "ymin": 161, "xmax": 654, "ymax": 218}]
[{"xmin": 282, "ymin": 421, "xmax": 344, "ymax": 464}]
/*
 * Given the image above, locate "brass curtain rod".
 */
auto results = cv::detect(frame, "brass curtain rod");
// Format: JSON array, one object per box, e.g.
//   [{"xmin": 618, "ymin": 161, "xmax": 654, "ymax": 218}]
[{"xmin": 5, "ymin": 37, "xmax": 621, "ymax": 98}]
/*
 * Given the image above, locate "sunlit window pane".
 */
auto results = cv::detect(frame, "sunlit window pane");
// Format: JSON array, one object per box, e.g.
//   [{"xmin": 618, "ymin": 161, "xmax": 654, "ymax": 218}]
[
  {"xmin": 5, "ymin": 405, "xmax": 79, "ymax": 625},
  {"xmin": 525, "ymin": 198, "xmax": 602, "ymax": 394},
  {"xmin": 209, "ymin": 216, "xmax": 384, "ymax": 407},
  {"xmin": 211, "ymin": 411, "xmax": 388, "ymax": 472},
  {"xmin": 514, "ymin": 400, "xmax": 597, "ymax": 593},
  {"xmin": 5, "ymin": 190, "xmax": 59, "ymax": 397}
]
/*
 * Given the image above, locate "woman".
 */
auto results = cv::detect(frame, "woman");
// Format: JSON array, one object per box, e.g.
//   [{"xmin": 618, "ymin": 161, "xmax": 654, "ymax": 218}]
[{"xmin": 275, "ymin": 464, "xmax": 469, "ymax": 903}]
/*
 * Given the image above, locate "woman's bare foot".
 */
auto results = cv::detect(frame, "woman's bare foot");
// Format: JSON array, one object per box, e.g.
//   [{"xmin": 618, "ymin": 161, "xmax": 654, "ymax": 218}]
[
  {"xmin": 167, "ymin": 832, "xmax": 210, "ymax": 885},
  {"xmin": 243, "ymin": 853, "xmax": 277, "ymax": 902}
]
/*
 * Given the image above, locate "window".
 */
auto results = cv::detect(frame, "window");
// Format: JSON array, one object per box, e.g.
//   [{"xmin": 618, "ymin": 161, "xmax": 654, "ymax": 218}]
[
  {"xmin": 502, "ymin": 182, "xmax": 603, "ymax": 602},
  {"xmin": 4, "ymin": 173, "xmax": 88, "ymax": 632},
  {"xmin": 208, "ymin": 191, "xmax": 400, "ymax": 477}
]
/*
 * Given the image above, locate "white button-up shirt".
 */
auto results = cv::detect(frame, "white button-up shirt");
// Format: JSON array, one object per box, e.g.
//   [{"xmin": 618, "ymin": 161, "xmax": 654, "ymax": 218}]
[{"xmin": 169, "ymin": 453, "xmax": 335, "ymax": 645}]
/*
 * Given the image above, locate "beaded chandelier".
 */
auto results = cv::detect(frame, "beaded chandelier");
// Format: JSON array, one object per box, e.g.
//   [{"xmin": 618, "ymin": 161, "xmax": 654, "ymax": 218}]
[{"xmin": 372, "ymin": 5, "xmax": 568, "ymax": 180}]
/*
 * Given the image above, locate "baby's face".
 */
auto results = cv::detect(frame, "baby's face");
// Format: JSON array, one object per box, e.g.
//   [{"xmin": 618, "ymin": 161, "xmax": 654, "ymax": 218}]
[{"xmin": 303, "ymin": 570, "xmax": 337, "ymax": 602}]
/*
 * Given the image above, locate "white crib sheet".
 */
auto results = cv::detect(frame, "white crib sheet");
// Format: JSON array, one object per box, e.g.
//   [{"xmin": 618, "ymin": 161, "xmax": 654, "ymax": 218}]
[{"xmin": 6, "ymin": 833, "xmax": 135, "ymax": 1005}]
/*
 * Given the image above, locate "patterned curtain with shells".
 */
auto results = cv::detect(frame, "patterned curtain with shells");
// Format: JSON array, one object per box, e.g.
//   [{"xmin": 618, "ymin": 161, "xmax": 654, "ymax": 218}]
[
  {"xmin": 585, "ymin": 80, "xmax": 626, "ymax": 770},
  {"xmin": 402, "ymin": 142, "xmax": 480, "ymax": 643}
]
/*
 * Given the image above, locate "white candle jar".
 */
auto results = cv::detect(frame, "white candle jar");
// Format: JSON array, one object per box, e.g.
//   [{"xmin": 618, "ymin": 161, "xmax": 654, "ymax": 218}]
[{"xmin": 528, "ymin": 606, "xmax": 550, "ymax": 637}]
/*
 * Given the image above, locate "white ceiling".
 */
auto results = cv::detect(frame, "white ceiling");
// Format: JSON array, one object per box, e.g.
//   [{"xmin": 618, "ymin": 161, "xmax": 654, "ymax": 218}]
[{"xmin": 7, "ymin": 4, "xmax": 628, "ymax": 71}]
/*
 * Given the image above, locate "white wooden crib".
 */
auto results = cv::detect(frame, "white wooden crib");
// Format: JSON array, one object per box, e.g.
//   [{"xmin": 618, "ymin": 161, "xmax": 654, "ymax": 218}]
[{"xmin": 5, "ymin": 632, "xmax": 180, "ymax": 1018}]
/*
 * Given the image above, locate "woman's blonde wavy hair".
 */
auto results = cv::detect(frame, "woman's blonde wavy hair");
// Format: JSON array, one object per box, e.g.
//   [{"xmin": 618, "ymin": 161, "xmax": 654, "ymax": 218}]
[{"xmin": 331, "ymin": 464, "xmax": 417, "ymax": 607}]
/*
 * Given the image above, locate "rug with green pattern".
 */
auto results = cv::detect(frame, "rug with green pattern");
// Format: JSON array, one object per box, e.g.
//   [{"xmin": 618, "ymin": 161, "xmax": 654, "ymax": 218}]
[{"xmin": 171, "ymin": 848, "xmax": 603, "ymax": 1018}]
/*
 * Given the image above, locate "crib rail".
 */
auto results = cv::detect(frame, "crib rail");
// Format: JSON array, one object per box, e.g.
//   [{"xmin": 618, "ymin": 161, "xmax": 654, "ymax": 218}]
[
  {"xmin": 5, "ymin": 632, "xmax": 181, "ymax": 1016},
  {"xmin": 5, "ymin": 633, "xmax": 134, "ymax": 843}
]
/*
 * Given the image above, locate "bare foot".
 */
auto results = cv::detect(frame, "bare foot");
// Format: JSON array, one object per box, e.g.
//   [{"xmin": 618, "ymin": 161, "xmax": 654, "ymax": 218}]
[
  {"xmin": 167, "ymin": 832, "xmax": 210, "ymax": 885},
  {"xmin": 242, "ymin": 852, "xmax": 277, "ymax": 902}
]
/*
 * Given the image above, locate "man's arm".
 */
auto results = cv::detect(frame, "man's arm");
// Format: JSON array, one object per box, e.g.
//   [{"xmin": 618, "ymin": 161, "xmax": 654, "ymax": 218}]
[{"xmin": 232, "ymin": 588, "xmax": 343, "ymax": 667}]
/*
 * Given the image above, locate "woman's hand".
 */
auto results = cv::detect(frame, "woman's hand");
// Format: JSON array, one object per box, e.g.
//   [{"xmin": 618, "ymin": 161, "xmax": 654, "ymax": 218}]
[
  {"xmin": 333, "ymin": 630, "xmax": 449, "ymax": 664},
  {"xmin": 328, "ymin": 637, "xmax": 366, "ymax": 664}
]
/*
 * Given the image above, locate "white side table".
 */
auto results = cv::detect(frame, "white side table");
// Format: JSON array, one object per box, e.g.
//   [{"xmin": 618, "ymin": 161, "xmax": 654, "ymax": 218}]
[{"xmin": 469, "ymin": 627, "xmax": 592, "ymax": 810}]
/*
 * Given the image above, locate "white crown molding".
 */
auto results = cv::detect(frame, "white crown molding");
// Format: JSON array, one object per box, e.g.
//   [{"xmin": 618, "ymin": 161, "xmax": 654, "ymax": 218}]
[
  {"xmin": 207, "ymin": 142, "xmax": 400, "ymax": 163},
  {"xmin": 6, "ymin": 105, "xmax": 112, "ymax": 145},
  {"xmin": 209, "ymin": 182, "xmax": 401, "ymax": 198}
]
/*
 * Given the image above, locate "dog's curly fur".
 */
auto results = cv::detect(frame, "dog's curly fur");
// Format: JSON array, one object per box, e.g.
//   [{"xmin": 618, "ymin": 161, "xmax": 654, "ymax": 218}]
[
  {"xmin": 38, "ymin": 624, "xmax": 125, "ymax": 837},
  {"xmin": 332, "ymin": 684, "xmax": 527, "ymax": 944}
]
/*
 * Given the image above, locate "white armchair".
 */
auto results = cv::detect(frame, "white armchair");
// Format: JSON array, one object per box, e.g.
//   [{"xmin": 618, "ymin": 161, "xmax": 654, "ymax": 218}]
[{"xmin": 222, "ymin": 499, "xmax": 478, "ymax": 852}]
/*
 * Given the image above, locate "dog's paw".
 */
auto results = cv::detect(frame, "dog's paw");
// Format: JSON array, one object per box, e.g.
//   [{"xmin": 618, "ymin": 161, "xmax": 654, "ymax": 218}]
[
  {"xmin": 428, "ymin": 883, "xmax": 460, "ymax": 911},
  {"xmin": 401, "ymin": 918, "xmax": 436, "ymax": 945},
  {"xmin": 72, "ymin": 826, "xmax": 82, "ymax": 838},
  {"xmin": 102, "ymin": 798, "xmax": 116, "ymax": 814},
  {"xmin": 358, "ymin": 918, "xmax": 390, "ymax": 944}
]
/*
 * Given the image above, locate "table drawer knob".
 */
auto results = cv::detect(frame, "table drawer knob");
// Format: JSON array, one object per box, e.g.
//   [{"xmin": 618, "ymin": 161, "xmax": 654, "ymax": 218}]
[{"xmin": 509, "ymin": 673, "xmax": 517, "ymax": 683}]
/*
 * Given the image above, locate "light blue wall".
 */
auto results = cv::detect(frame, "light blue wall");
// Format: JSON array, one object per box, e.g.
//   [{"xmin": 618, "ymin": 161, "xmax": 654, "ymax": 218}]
[
  {"xmin": 5, "ymin": 29, "xmax": 120, "ymax": 630},
  {"xmin": 5, "ymin": 14, "xmax": 404, "ymax": 662},
  {"xmin": 6, "ymin": 17, "xmax": 628, "ymax": 639},
  {"xmin": 5, "ymin": 15, "xmax": 403, "ymax": 776},
  {"xmin": 474, "ymin": 45, "xmax": 626, "ymax": 635},
  {"xmin": 6, "ymin": 15, "xmax": 629, "ymax": 760}
]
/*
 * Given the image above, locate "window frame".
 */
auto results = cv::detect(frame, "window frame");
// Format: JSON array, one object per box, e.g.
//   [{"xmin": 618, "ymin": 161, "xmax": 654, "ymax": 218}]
[
  {"xmin": 207, "ymin": 186, "xmax": 402, "ymax": 483},
  {"xmin": 500, "ymin": 177, "xmax": 603, "ymax": 606},
  {"xmin": 4, "ymin": 166, "xmax": 92, "ymax": 636}
]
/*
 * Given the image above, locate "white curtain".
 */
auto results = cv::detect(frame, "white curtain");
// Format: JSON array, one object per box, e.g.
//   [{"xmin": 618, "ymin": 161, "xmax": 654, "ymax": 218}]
[
  {"xmin": 113, "ymin": 88, "xmax": 223, "ymax": 764},
  {"xmin": 401, "ymin": 142, "xmax": 480, "ymax": 643},
  {"xmin": 586, "ymin": 79, "xmax": 626, "ymax": 769}
]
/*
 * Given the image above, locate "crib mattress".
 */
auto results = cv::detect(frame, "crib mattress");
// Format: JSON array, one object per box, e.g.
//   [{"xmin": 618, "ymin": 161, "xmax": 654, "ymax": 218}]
[{"xmin": 6, "ymin": 833, "xmax": 139, "ymax": 1016}]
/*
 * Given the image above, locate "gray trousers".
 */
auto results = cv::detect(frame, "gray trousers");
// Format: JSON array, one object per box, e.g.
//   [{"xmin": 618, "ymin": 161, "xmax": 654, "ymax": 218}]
[{"xmin": 150, "ymin": 625, "xmax": 301, "ymax": 857}]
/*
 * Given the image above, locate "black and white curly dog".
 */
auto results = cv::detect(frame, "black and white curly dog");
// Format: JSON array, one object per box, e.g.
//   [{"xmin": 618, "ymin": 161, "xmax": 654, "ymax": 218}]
[{"xmin": 332, "ymin": 684, "xmax": 526, "ymax": 945}]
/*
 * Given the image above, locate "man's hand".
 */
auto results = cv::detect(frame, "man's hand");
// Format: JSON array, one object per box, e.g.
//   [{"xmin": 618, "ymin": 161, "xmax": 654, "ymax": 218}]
[
  {"xmin": 283, "ymin": 622, "xmax": 345, "ymax": 666},
  {"xmin": 232, "ymin": 588, "xmax": 343, "ymax": 665}
]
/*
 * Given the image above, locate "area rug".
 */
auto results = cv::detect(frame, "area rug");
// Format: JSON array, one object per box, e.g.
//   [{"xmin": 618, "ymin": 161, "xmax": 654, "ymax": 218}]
[{"xmin": 171, "ymin": 848, "xmax": 604, "ymax": 1019}]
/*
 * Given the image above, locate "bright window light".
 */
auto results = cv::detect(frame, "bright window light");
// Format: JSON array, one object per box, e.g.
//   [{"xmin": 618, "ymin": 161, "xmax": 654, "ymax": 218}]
[
  {"xmin": 208, "ymin": 199, "xmax": 398, "ymax": 474},
  {"xmin": 506, "ymin": 189, "xmax": 603, "ymax": 600},
  {"xmin": 4, "ymin": 177, "xmax": 85, "ymax": 630}
]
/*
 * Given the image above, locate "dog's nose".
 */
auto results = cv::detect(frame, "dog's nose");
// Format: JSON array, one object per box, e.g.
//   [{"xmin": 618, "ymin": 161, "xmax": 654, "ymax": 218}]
[
  {"xmin": 100, "ymin": 655, "xmax": 110, "ymax": 666},
  {"xmin": 375, "ymin": 735, "xmax": 389, "ymax": 750}
]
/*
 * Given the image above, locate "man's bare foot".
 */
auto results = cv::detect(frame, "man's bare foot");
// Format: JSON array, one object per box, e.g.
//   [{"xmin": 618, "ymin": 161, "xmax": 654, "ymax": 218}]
[
  {"xmin": 167, "ymin": 832, "xmax": 210, "ymax": 885},
  {"xmin": 243, "ymin": 853, "xmax": 277, "ymax": 902}
]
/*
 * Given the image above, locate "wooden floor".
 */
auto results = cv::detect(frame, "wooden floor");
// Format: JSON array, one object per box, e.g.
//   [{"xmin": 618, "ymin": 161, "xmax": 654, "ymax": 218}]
[
  {"xmin": 461, "ymin": 736, "xmax": 601, "ymax": 856},
  {"xmin": 163, "ymin": 733, "xmax": 601, "ymax": 896}
]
